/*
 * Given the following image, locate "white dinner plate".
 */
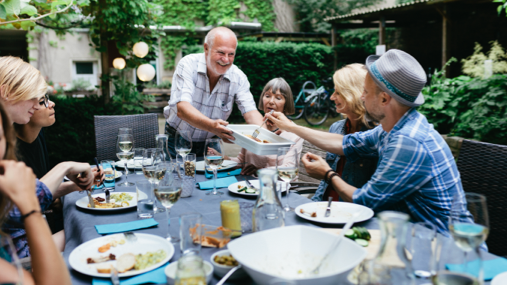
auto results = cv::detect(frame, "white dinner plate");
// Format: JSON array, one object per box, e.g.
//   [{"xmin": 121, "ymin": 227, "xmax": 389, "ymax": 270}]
[
  {"xmin": 75, "ymin": 191, "xmax": 145, "ymax": 211},
  {"xmin": 492, "ymin": 271, "xmax": 507, "ymax": 285},
  {"xmin": 228, "ymin": 180, "xmax": 288, "ymax": 197},
  {"xmin": 69, "ymin": 233, "xmax": 174, "ymax": 278},
  {"xmin": 114, "ymin": 171, "xmax": 122, "ymax": 179},
  {"xmin": 195, "ymin": 160, "xmax": 238, "ymax": 172},
  {"xmin": 295, "ymin": 202, "xmax": 374, "ymax": 224}
]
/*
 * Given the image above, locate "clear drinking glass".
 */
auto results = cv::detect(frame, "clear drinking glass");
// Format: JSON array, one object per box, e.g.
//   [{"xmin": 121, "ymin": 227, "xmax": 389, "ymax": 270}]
[
  {"xmin": 180, "ymin": 153, "xmax": 196, "ymax": 198},
  {"xmin": 142, "ymin": 148, "xmax": 167, "ymax": 213},
  {"xmin": 116, "ymin": 134, "xmax": 134, "ymax": 187},
  {"xmin": 445, "ymin": 192, "xmax": 489, "ymax": 282},
  {"xmin": 276, "ymin": 147, "xmax": 299, "ymax": 212},
  {"xmin": 101, "ymin": 160, "xmax": 116, "ymax": 190},
  {"xmin": 409, "ymin": 221, "xmax": 437, "ymax": 279},
  {"xmin": 154, "ymin": 179, "xmax": 182, "ymax": 242},
  {"xmin": 180, "ymin": 212, "xmax": 203, "ymax": 255},
  {"xmin": 204, "ymin": 138, "xmax": 224, "ymax": 195},
  {"xmin": 175, "ymin": 253, "xmax": 206, "ymax": 285},
  {"xmin": 136, "ymin": 180, "xmax": 154, "ymax": 219},
  {"xmin": 0, "ymin": 235, "xmax": 24, "ymax": 285},
  {"xmin": 175, "ymin": 130, "xmax": 192, "ymax": 162},
  {"xmin": 133, "ymin": 147, "xmax": 145, "ymax": 174}
]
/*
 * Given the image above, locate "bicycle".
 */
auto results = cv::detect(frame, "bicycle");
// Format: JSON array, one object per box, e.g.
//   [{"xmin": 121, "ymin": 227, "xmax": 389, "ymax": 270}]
[
  {"xmin": 303, "ymin": 78, "xmax": 338, "ymax": 126},
  {"xmin": 287, "ymin": 81, "xmax": 317, "ymax": 120}
]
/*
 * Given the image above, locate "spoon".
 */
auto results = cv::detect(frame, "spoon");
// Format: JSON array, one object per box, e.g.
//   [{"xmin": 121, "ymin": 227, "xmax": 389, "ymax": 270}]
[
  {"xmin": 310, "ymin": 209, "xmax": 362, "ymax": 275},
  {"xmin": 216, "ymin": 265, "xmax": 242, "ymax": 285}
]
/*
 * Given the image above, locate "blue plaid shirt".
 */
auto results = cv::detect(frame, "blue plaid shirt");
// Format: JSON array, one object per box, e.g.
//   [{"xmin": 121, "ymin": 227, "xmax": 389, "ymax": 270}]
[
  {"xmin": 2, "ymin": 179, "xmax": 53, "ymax": 258},
  {"xmin": 343, "ymin": 108, "xmax": 465, "ymax": 234}
]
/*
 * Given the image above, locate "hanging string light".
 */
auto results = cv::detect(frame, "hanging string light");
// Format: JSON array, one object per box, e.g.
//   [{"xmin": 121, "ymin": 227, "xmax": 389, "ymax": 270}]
[
  {"xmin": 112, "ymin": 57, "xmax": 126, "ymax": 70},
  {"xmin": 133, "ymin": 42, "xmax": 149, "ymax": 58},
  {"xmin": 137, "ymin": 63, "xmax": 156, "ymax": 81}
]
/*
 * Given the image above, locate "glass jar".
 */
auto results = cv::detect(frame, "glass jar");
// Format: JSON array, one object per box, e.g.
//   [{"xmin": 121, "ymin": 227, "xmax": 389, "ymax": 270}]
[
  {"xmin": 252, "ymin": 168, "xmax": 285, "ymax": 232},
  {"xmin": 220, "ymin": 200, "xmax": 242, "ymax": 237},
  {"xmin": 175, "ymin": 253, "xmax": 206, "ymax": 285}
]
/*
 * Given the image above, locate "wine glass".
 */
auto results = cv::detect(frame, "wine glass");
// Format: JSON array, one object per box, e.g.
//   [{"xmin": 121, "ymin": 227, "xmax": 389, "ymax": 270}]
[
  {"xmin": 142, "ymin": 148, "xmax": 167, "ymax": 212},
  {"xmin": 116, "ymin": 134, "xmax": 134, "ymax": 187},
  {"xmin": 175, "ymin": 130, "xmax": 192, "ymax": 162},
  {"xmin": 276, "ymin": 147, "xmax": 299, "ymax": 212},
  {"xmin": 446, "ymin": 192, "xmax": 489, "ymax": 282},
  {"xmin": 204, "ymin": 138, "xmax": 224, "ymax": 195},
  {"xmin": 154, "ymin": 178, "xmax": 182, "ymax": 242}
]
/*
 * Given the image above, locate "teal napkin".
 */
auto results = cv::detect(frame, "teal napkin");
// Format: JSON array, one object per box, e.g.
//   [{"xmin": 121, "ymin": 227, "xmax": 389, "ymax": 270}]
[
  {"xmin": 197, "ymin": 176, "xmax": 238, "ymax": 190},
  {"xmin": 204, "ymin": 168, "xmax": 241, "ymax": 179},
  {"xmin": 92, "ymin": 180, "xmax": 115, "ymax": 190},
  {"xmin": 95, "ymin": 218, "xmax": 158, "ymax": 235},
  {"xmin": 446, "ymin": 258, "xmax": 507, "ymax": 280},
  {"xmin": 92, "ymin": 262, "xmax": 168, "ymax": 285}
]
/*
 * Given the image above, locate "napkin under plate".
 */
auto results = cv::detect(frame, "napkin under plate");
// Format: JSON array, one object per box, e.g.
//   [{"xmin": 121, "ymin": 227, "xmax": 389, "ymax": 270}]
[
  {"xmin": 95, "ymin": 218, "xmax": 158, "ymax": 235},
  {"xmin": 197, "ymin": 176, "xmax": 238, "ymax": 190},
  {"xmin": 204, "ymin": 168, "xmax": 241, "ymax": 179}
]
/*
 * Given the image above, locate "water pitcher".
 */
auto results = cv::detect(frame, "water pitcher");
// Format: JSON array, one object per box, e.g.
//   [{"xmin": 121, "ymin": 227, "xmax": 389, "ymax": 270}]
[
  {"xmin": 252, "ymin": 168, "xmax": 285, "ymax": 232},
  {"xmin": 359, "ymin": 211, "xmax": 415, "ymax": 285}
]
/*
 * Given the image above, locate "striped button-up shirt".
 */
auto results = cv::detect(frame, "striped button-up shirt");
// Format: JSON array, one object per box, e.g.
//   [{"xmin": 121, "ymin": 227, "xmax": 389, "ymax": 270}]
[
  {"xmin": 163, "ymin": 53, "xmax": 257, "ymax": 142},
  {"xmin": 343, "ymin": 108, "xmax": 466, "ymax": 234}
]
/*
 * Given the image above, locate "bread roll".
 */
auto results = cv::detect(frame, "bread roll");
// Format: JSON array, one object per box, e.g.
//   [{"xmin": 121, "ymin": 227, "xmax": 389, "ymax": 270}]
[{"xmin": 117, "ymin": 253, "xmax": 136, "ymax": 273}]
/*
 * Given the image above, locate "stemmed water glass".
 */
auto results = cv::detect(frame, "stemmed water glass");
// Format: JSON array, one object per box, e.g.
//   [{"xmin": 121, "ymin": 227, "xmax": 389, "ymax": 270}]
[
  {"xmin": 175, "ymin": 130, "xmax": 192, "ymax": 162},
  {"xmin": 204, "ymin": 138, "xmax": 224, "ymax": 195},
  {"xmin": 118, "ymin": 127, "xmax": 133, "ymax": 135},
  {"xmin": 116, "ymin": 134, "xmax": 134, "ymax": 187},
  {"xmin": 142, "ymin": 148, "xmax": 167, "ymax": 212},
  {"xmin": 443, "ymin": 192, "xmax": 489, "ymax": 283},
  {"xmin": 154, "ymin": 178, "xmax": 182, "ymax": 243},
  {"xmin": 276, "ymin": 147, "xmax": 299, "ymax": 212}
]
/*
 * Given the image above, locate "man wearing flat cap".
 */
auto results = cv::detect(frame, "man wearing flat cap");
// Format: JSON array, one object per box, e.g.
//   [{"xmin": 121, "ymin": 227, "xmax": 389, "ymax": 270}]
[{"xmin": 267, "ymin": 49, "xmax": 469, "ymax": 234}]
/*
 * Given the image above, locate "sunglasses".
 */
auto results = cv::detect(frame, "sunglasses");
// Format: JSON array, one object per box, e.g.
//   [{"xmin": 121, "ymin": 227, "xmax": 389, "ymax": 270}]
[{"xmin": 38, "ymin": 94, "xmax": 50, "ymax": 108}]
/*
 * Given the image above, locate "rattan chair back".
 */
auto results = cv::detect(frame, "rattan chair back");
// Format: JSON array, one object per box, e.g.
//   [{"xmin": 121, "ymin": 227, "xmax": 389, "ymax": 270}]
[
  {"xmin": 94, "ymin": 114, "xmax": 159, "ymax": 161},
  {"xmin": 456, "ymin": 139, "xmax": 507, "ymax": 256}
]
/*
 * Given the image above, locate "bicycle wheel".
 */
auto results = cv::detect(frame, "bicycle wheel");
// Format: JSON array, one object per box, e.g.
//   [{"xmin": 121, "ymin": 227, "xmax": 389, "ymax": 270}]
[
  {"xmin": 304, "ymin": 93, "xmax": 329, "ymax": 126},
  {"xmin": 288, "ymin": 81, "xmax": 316, "ymax": 120}
]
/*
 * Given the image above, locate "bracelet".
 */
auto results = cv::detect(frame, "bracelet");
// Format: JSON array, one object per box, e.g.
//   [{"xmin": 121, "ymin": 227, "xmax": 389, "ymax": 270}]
[
  {"xmin": 324, "ymin": 169, "xmax": 334, "ymax": 182},
  {"xmin": 20, "ymin": 210, "xmax": 40, "ymax": 222},
  {"xmin": 326, "ymin": 173, "xmax": 339, "ymax": 184}
]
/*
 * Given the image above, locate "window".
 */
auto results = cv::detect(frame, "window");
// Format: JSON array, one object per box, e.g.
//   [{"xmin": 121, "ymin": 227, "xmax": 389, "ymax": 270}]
[
  {"xmin": 72, "ymin": 61, "xmax": 98, "ymax": 87},
  {"xmin": 75, "ymin": 62, "xmax": 94, "ymax": 74}
]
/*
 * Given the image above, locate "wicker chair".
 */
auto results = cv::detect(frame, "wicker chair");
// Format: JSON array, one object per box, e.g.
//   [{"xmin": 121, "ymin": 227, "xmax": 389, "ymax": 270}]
[
  {"xmin": 94, "ymin": 114, "xmax": 159, "ymax": 161},
  {"xmin": 456, "ymin": 139, "xmax": 507, "ymax": 256}
]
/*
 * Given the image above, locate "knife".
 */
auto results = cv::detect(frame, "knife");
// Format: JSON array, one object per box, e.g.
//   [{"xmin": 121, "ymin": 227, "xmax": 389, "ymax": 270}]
[
  {"xmin": 87, "ymin": 190, "xmax": 95, "ymax": 208},
  {"xmin": 324, "ymin": 197, "xmax": 332, "ymax": 217}
]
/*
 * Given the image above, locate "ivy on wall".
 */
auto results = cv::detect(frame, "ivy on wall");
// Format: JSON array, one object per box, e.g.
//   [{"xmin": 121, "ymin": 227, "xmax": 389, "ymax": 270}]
[{"xmin": 154, "ymin": 0, "xmax": 276, "ymax": 71}]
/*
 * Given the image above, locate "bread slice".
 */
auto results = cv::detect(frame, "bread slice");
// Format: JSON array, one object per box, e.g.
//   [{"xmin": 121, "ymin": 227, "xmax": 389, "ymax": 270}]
[
  {"xmin": 117, "ymin": 253, "xmax": 136, "ymax": 273},
  {"xmin": 96, "ymin": 264, "xmax": 112, "ymax": 274}
]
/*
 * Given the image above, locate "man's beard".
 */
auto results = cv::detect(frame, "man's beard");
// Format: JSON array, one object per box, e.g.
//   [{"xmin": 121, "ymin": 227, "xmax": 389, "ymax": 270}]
[
  {"xmin": 206, "ymin": 54, "xmax": 230, "ymax": 76},
  {"xmin": 363, "ymin": 102, "xmax": 384, "ymax": 122}
]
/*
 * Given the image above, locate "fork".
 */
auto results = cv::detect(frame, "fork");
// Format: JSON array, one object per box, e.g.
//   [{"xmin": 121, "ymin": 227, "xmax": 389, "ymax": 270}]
[
  {"xmin": 124, "ymin": 231, "xmax": 138, "ymax": 242},
  {"xmin": 110, "ymin": 266, "xmax": 120, "ymax": 285},
  {"xmin": 252, "ymin": 110, "xmax": 274, "ymax": 139}
]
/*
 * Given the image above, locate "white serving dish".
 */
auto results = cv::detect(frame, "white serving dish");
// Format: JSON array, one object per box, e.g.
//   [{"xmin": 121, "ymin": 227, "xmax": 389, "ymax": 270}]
[
  {"xmin": 210, "ymin": 249, "xmax": 248, "ymax": 279},
  {"xmin": 165, "ymin": 260, "xmax": 213, "ymax": 285},
  {"xmin": 227, "ymin": 225, "xmax": 367, "ymax": 285},
  {"xmin": 227, "ymin": 124, "xmax": 295, "ymax": 155}
]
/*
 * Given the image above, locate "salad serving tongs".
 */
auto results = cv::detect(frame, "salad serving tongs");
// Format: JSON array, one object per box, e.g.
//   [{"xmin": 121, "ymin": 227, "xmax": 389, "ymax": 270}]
[{"xmin": 252, "ymin": 110, "xmax": 274, "ymax": 139}]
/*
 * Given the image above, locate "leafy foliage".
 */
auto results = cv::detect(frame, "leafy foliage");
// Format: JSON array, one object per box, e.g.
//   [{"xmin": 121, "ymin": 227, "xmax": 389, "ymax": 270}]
[
  {"xmin": 494, "ymin": 0, "xmax": 507, "ymax": 16},
  {"xmin": 286, "ymin": 0, "xmax": 382, "ymax": 33},
  {"xmin": 419, "ymin": 60, "xmax": 507, "ymax": 145},
  {"xmin": 0, "ymin": 0, "xmax": 78, "ymax": 30},
  {"xmin": 461, "ymin": 41, "xmax": 507, "ymax": 78},
  {"xmin": 111, "ymin": 73, "xmax": 154, "ymax": 114}
]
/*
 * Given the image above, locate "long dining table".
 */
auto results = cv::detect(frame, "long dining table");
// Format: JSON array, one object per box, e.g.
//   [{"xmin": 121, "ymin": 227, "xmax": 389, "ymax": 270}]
[{"xmin": 61, "ymin": 167, "xmax": 500, "ymax": 285}]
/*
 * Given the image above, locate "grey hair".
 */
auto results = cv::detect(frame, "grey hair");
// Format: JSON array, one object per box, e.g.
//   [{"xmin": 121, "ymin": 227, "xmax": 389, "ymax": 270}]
[
  {"xmin": 258, "ymin": 78, "xmax": 295, "ymax": 115},
  {"xmin": 204, "ymin": 27, "xmax": 237, "ymax": 48}
]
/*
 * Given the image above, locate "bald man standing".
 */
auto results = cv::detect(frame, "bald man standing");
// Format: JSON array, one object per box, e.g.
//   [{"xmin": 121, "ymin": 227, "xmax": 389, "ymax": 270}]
[{"xmin": 163, "ymin": 27, "xmax": 264, "ymax": 157}]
